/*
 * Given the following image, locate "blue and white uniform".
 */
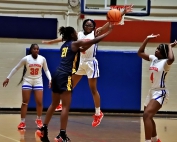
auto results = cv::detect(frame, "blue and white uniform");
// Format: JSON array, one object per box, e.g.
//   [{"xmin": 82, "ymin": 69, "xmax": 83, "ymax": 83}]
[
  {"xmin": 76, "ymin": 31, "xmax": 99, "ymax": 78},
  {"xmin": 144, "ymin": 55, "xmax": 171, "ymax": 106},
  {"xmin": 7, "ymin": 55, "xmax": 51, "ymax": 90}
]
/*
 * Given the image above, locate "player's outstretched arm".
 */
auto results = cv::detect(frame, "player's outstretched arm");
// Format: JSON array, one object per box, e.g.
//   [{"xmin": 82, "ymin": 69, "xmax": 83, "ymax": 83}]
[
  {"xmin": 2, "ymin": 57, "xmax": 26, "ymax": 87},
  {"xmin": 138, "ymin": 34, "xmax": 160, "ymax": 61},
  {"xmin": 72, "ymin": 24, "xmax": 113, "ymax": 52},
  {"xmin": 167, "ymin": 42, "xmax": 175, "ymax": 65},
  {"xmin": 42, "ymin": 37, "xmax": 62, "ymax": 44}
]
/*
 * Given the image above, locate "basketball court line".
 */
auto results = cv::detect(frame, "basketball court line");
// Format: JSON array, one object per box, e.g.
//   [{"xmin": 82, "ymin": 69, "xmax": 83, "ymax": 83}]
[{"xmin": 0, "ymin": 133, "xmax": 19, "ymax": 142}]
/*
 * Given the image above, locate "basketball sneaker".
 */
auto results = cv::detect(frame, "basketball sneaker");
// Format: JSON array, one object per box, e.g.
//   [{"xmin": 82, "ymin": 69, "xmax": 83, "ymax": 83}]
[
  {"xmin": 92, "ymin": 111, "xmax": 104, "ymax": 127},
  {"xmin": 54, "ymin": 134, "xmax": 71, "ymax": 142},
  {"xmin": 55, "ymin": 104, "xmax": 62, "ymax": 111},
  {"xmin": 18, "ymin": 122, "xmax": 26, "ymax": 129},
  {"xmin": 35, "ymin": 125, "xmax": 50, "ymax": 142},
  {"xmin": 35, "ymin": 119, "xmax": 43, "ymax": 128}
]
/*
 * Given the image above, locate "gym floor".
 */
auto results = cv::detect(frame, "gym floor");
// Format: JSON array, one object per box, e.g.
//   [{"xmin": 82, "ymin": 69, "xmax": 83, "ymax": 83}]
[{"xmin": 0, "ymin": 113, "xmax": 177, "ymax": 142}]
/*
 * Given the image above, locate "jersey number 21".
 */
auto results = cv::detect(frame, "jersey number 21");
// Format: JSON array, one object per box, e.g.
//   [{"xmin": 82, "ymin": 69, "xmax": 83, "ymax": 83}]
[{"xmin": 61, "ymin": 47, "xmax": 68, "ymax": 57}]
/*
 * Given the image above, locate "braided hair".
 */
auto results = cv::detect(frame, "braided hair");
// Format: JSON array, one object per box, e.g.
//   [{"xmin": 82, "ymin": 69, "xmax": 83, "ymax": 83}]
[{"xmin": 158, "ymin": 44, "xmax": 169, "ymax": 59}]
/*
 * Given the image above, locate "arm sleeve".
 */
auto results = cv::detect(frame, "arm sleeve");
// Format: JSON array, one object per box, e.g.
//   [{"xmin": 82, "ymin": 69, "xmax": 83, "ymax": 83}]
[
  {"xmin": 43, "ymin": 58, "xmax": 52, "ymax": 81},
  {"xmin": 7, "ymin": 57, "xmax": 26, "ymax": 79}
]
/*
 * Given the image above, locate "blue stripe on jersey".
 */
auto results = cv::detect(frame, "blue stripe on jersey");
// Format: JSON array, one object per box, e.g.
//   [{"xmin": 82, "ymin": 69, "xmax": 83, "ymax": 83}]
[
  {"xmin": 92, "ymin": 60, "xmax": 96, "ymax": 78},
  {"xmin": 93, "ymin": 44, "xmax": 97, "ymax": 57},
  {"xmin": 160, "ymin": 71, "xmax": 164, "ymax": 88},
  {"xmin": 163, "ymin": 72, "xmax": 167, "ymax": 87},
  {"xmin": 161, "ymin": 90, "xmax": 166, "ymax": 104},
  {"xmin": 160, "ymin": 72, "xmax": 167, "ymax": 88}
]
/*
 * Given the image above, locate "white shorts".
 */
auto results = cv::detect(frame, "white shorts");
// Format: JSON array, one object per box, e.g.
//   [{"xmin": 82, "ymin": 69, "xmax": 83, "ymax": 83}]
[
  {"xmin": 22, "ymin": 77, "xmax": 43, "ymax": 90},
  {"xmin": 144, "ymin": 89, "xmax": 169, "ymax": 106},
  {"xmin": 75, "ymin": 58, "xmax": 99, "ymax": 78}
]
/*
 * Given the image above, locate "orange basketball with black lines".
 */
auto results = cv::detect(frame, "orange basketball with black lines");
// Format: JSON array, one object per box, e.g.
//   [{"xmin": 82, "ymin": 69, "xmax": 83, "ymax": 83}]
[{"xmin": 107, "ymin": 9, "xmax": 122, "ymax": 25}]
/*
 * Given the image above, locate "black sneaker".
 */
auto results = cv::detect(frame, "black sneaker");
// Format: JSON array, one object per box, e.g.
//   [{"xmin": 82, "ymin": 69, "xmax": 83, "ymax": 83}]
[
  {"xmin": 54, "ymin": 134, "xmax": 71, "ymax": 142},
  {"xmin": 35, "ymin": 125, "xmax": 50, "ymax": 142}
]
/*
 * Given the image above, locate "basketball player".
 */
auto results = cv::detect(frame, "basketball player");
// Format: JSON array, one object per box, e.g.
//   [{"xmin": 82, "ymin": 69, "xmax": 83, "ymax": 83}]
[
  {"xmin": 35, "ymin": 25, "xmax": 113, "ymax": 142},
  {"xmin": 3, "ymin": 44, "xmax": 52, "ymax": 129},
  {"xmin": 41, "ymin": 5, "xmax": 132, "ymax": 127},
  {"xmin": 138, "ymin": 34, "xmax": 176, "ymax": 142}
]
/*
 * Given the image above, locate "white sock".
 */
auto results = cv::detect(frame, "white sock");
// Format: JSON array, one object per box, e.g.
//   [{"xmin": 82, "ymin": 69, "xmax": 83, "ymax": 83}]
[
  {"xmin": 21, "ymin": 118, "xmax": 25, "ymax": 122},
  {"xmin": 145, "ymin": 140, "xmax": 151, "ymax": 142},
  {"xmin": 37, "ymin": 116, "xmax": 41, "ymax": 119},
  {"xmin": 152, "ymin": 136, "xmax": 158, "ymax": 142},
  {"xmin": 59, "ymin": 100, "xmax": 62, "ymax": 104},
  {"xmin": 95, "ymin": 107, "xmax": 100, "ymax": 115}
]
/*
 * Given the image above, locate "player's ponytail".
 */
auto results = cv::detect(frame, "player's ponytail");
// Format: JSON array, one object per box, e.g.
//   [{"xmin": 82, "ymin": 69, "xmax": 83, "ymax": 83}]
[
  {"xmin": 18, "ymin": 44, "xmax": 36, "ymax": 85},
  {"xmin": 59, "ymin": 26, "xmax": 75, "ymax": 41},
  {"xmin": 159, "ymin": 44, "xmax": 169, "ymax": 59}
]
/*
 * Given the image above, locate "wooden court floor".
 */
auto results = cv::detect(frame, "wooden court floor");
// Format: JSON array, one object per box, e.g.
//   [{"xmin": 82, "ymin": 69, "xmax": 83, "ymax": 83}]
[{"xmin": 0, "ymin": 113, "xmax": 177, "ymax": 142}]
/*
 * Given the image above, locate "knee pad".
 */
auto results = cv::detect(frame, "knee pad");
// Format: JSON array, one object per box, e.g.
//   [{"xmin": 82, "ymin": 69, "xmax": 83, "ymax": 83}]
[{"xmin": 22, "ymin": 102, "xmax": 28, "ymax": 105}]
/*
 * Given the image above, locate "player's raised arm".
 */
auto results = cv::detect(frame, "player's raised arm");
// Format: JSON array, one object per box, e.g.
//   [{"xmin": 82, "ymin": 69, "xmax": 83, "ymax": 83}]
[
  {"xmin": 138, "ymin": 34, "xmax": 160, "ymax": 61},
  {"xmin": 166, "ymin": 42, "xmax": 175, "ymax": 65}
]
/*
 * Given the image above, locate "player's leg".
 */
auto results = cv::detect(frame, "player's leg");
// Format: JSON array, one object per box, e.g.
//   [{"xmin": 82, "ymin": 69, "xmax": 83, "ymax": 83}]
[
  {"xmin": 151, "ymin": 119, "xmax": 160, "ymax": 142},
  {"xmin": 18, "ymin": 83, "xmax": 32, "ymax": 129},
  {"xmin": 88, "ymin": 78, "xmax": 103, "ymax": 127},
  {"xmin": 54, "ymin": 74, "xmax": 72, "ymax": 141},
  {"xmin": 54, "ymin": 91, "xmax": 72, "ymax": 142},
  {"xmin": 33, "ymin": 78, "xmax": 44, "ymax": 128},
  {"xmin": 143, "ymin": 100, "xmax": 161, "ymax": 142},
  {"xmin": 34, "ymin": 89, "xmax": 43, "ymax": 128},
  {"xmin": 87, "ymin": 59, "xmax": 103, "ymax": 127}
]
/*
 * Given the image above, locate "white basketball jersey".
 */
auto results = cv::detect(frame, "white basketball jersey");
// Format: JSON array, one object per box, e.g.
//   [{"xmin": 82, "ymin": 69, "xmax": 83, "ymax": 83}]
[
  {"xmin": 78, "ymin": 31, "xmax": 98, "ymax": 60},
  {"xmin": 149, "ymin": 55, "xmax": 170, "ymax": 89},
  {"xmin": 24, "ymin": 55, "xmax": 45, "ymax": 79}
]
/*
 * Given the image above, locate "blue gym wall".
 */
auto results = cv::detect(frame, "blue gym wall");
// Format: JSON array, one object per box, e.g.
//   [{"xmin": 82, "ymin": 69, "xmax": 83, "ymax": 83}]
[{"xmin": 27, "ymin": 49, "xmax": 142, "ymax": 111}]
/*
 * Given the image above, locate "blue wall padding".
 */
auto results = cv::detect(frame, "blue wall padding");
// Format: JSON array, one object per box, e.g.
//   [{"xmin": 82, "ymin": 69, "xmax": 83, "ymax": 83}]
[
  {"xmin": 27, "ymin": 49, "xmax": 142, "ymax": 111},
  {"xmin": 0, "ymin": 16, "xmax": 57, "ymax": 39},
  {"xmin": 171, "ymin": 22, "xmax": 177, "ymax": 43}
]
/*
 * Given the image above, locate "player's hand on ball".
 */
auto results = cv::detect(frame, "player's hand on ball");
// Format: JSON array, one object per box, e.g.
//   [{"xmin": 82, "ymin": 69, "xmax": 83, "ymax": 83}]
[{"xmin": 147, "ymin": 34, "xmax": 160, "ymax": 39}]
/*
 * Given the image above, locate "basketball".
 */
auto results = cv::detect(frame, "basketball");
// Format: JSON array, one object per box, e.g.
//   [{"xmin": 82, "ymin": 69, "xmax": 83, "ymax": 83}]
[{"xmin": 107, "ymin": 9, "xmax": 122, "ymax": 24}]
